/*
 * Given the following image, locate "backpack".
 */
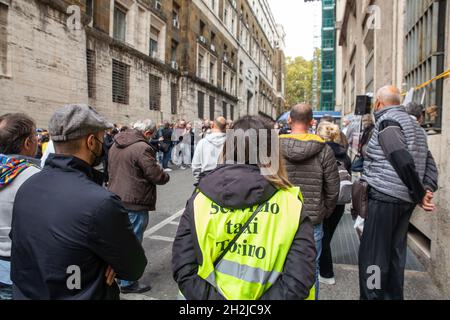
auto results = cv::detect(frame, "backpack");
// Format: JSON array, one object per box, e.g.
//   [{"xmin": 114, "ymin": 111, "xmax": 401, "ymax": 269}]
[{"xmin": 337, "ymin": 161, "xmax": 353, "ymax": 205}]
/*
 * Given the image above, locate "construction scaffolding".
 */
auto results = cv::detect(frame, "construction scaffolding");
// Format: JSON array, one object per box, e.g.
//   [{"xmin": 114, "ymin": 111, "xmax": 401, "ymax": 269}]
[
  {"xmin": 320, "ymin": 0, "xmax": 336, "ymax": 111},
  {"xmin": 311, "ymin": 1, "xmax": 321, "ymax": 111}
]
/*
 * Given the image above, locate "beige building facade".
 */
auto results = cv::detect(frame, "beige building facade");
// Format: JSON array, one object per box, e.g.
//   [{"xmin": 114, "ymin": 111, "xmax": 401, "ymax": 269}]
[{"xmin": 0, "ymin": 0, "xmax": 285, "ymax": 128}]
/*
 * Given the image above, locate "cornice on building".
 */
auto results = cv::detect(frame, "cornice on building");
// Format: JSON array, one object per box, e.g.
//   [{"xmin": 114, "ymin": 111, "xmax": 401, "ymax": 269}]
[{"xmin": 85, "ymin": 26, "xmax": 181, "ymax": 76}]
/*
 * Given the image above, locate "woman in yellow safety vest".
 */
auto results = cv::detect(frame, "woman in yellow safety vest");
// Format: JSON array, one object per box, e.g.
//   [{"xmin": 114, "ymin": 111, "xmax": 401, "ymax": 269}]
[{"xmin": 172, "ymin": 115, "xmax": 316, "ymax": 300}]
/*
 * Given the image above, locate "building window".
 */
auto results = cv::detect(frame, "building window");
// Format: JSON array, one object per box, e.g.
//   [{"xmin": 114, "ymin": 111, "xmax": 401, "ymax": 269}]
[
  {"xmin": 365, "ymin": 50, "xmax": 374, "ymax": 94},
  {"xmin": 222, "ymin": 68, "xmax": 229, "ymax": 92},
  {"xmin": 198, "ymin": 50, "xmax": 206, "ymax": 79},
  {"xmin": 223, "ymin": 7, "xmax": 228, "ymax": 26},
  {"xmin": 230, "ymin": 105, "xmax": 234, "ymax": 121},
  {"xmin": 222, "ymin": 71, "xmax": 227, "ymax": 91},
  {"xmin": 172, "ymin": 2, "xmax": 180, "ymax": 26},
  {"xmin": 230, "ymin": 74, "xmax": 235, "ymax": 96},
  {"xmin": 149, "ymin": 74, "xmax": 161, "ymax": 111},
  {"xmin": 364, "ymin": 30, "xmax": 374, "ymax": 94},
  {"xmin": 405, "ymin": 0, "xmax": 447, "ymax": 130},
  {"xmin": 222, "ymin": 101, "xmax": 227, "ymax": 119},
  {"xmin": 150, "ymin": 26, "xmax": 159, "ymax": 58},
  {"xmin": 86, "ymin": 49, "xmax": 96, "ymax": 99},
  {"xmin": 209, "ymin": 96, "xmax": 215, "ymax": 120},
  {"xmin": 171, "ymin": 40, "xmax": 178, "ymax": 62},
  {"xmin": 113, "ymin": 4, "xmax": 127, "ymax": 42},
  {"xmin": 209, "ymin": 57, "xmax": 217, "ymax": 85},
  {"xmin": 200, "ymin": 20, "xmax": 206, "ymax": 36},
  {"xmin": 171, "ymin": 83, "xmax": 178, "ymax": 115},
  {"xmin": 86, "ymin": 0, "xmax": 93, "ymax": 21},
  {"xmin": 198, "ymin": 91, "xmax": 205, "ymax": 119},
  {"xmin": 112, "ymin": 59, "xmax": 130, "ymax": 105},
  {"xmin": 230, "ymin": 11, "xmax": 236, "ymax": 36},
  {"xmin": 0, "ymin": 1, "xmax": 9, "ymax": 76},
  {"xmin": 171, "ymin": 4, "xmax": 180, "ymax": 32}
]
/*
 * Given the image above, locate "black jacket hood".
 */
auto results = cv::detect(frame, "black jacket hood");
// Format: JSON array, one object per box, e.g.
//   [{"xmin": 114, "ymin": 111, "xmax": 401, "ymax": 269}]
[
  {"xmin": 198, "ymin": 165, "xmax": 277, "ymax": 210},
  {"xmin": 280, "ymin": 135, "xmax": 326, "ymax": 163}
]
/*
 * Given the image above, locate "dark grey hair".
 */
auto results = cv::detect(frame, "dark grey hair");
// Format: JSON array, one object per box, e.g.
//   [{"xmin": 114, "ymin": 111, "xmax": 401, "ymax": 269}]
[{"xmin": 405, "ymin": 102, "xmax": 425, "ymax": 120}]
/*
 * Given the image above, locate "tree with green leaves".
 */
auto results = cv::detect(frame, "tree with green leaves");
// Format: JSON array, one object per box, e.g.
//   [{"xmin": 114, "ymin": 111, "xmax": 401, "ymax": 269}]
[{"xmin": 285, "ymin": 50, "xmax": 321, "ymax": 110}]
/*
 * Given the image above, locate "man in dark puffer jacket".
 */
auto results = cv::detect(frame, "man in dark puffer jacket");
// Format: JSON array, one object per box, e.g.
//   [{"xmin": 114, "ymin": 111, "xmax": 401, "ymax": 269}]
[{"xmin": 280, "ymin": 103, "xmax": 339, "ymax": 300}]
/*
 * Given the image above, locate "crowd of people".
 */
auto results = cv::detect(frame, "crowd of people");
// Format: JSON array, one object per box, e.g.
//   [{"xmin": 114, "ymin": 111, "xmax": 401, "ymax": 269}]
[{"xmin": 0, "ymin": 84, "xmax": 439, "ymax": 301}]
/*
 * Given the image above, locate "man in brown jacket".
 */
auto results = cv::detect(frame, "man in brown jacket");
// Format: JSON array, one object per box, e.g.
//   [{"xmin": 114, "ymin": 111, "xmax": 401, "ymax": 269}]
[
  {"xmin": 108, "ymin": 119, "xmax": 170, "ymax": 294},
  {"xmin": 280, "ymin": 104, "xmax": 340, "ymax": 300}
]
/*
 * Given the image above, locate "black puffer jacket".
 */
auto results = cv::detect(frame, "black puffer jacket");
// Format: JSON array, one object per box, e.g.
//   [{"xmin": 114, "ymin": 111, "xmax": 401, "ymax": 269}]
[
  {"xmin": 280, "ymin": 134, "xmax": 340, "ymax": 225},
  {"xmin": 172, "ymin": 165, "xmax": 316, "ymax": 300}
]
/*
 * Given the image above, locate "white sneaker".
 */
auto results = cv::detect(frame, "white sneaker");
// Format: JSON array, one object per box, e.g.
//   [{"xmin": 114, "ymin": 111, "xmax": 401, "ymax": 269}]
[
  {"xmin": 180, "ymin": 166, "xmax": 187, "ymax": 170},
  {"xmin": 319, "ymin": 276, "xmax": 336, "ymax": 285},
  {"xmin": 164, "ymin": 168, "xmax": 173, "ymax": 172}
]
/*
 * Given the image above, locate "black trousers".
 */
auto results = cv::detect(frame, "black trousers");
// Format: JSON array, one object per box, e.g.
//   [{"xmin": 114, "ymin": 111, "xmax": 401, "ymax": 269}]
[
  {"xmin": 358, "ymin": 196, "xmax": 416, "ymax": 300},
  {"xmin": 319, "ymin": 205, "xmax": 346, "ymax": 278}
]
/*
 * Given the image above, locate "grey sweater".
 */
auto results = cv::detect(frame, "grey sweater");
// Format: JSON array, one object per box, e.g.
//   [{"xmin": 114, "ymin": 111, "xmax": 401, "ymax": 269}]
[{"xmin": 0, "ymin": 156, "xmax": 40, "ymax": 258}]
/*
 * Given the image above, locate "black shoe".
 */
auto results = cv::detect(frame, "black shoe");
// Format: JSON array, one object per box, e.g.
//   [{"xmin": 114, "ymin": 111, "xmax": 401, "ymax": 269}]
[{"xmin": 120, "ymin": 282, "xmax": 152, "ymax": 294}]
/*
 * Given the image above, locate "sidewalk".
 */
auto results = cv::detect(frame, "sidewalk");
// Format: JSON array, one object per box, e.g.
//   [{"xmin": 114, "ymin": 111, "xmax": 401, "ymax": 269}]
[
  {"xmin": 320, "ymin": 213, "xmax": 447, "ymax": 300},
  {"xmin": 320, "ymin": 264, "xmax": 446, "ymax": 300}
]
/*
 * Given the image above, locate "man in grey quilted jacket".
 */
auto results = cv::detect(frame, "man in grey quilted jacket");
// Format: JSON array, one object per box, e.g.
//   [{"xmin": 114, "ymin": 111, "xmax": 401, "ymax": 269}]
[
  {"xmin": 280, "ymin": 103, "xmax": 340, "ymax": 300},
  {"xmin": 359, "ymin": 86, "xmax": 438, "ymax": 300}
]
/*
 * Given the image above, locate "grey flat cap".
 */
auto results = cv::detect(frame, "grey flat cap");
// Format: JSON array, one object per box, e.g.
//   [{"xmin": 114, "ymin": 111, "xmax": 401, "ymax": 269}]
[{"xmin": 49, "ymin": 104, "xmax": 113, "ymax": 142}]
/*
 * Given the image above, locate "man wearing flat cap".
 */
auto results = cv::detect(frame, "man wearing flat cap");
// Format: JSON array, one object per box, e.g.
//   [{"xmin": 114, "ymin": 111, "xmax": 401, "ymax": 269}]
[{"xmin": 10, "ymin": 104, "xmax": 147, "ymax": 300}]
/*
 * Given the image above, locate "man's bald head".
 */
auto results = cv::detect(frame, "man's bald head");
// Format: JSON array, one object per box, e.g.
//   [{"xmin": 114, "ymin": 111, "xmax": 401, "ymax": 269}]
[
  {"xmin": 213, "ymin": 116, "xmax": 227, "ymax": 133},
  {"xmin": 289, "ymin": 103, "xmax": 313, "ymax": 126},
  {"xmin": 376, "ymin": 86, "xmax": 402, "ymax": 110}
]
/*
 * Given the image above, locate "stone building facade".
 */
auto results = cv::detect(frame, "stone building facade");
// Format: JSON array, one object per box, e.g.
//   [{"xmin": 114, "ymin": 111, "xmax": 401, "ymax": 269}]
[
  {"xmin": 336, "ymin": 0, "xmax": 450, "ymax": 297},
  {"xmin": 0, "ymin": 0, "xmax": 89, "ymax": 126},
  {"xmin": 335, "ymin": 0, "xmax": 405, "ymax": 114},
  {"xmin": 0, "ymin": 0, "xmax": 285, "ymax": 127}
]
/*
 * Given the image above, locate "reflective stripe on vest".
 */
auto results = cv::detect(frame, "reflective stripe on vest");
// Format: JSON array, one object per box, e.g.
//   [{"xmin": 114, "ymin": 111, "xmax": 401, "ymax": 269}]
[{"xmin": 193, "ymin": 186, "xmax": 314, "ymax": 300}]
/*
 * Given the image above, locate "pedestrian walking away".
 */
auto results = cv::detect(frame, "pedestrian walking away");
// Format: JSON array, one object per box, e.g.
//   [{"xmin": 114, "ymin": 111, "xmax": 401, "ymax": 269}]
[
  {"xmin": 192, "ymin": 117, "xmax": 227, "ymax": 182},
  {"xmin": 316, "ymin": 121, "xmax": 352, "ymax": 285},
  {"xmin": 280, "ymin": 104, "xmax": 340, "ymax": 300}
]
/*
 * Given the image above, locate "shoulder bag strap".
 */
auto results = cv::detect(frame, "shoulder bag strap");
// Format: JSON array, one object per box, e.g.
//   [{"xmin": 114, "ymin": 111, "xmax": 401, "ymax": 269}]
[{"xmin": 213, "ymin": 201, "xmax": 267, "ymax": 268}]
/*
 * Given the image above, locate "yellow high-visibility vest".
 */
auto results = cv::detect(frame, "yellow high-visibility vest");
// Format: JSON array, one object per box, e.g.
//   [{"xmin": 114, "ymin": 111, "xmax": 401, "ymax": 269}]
[{"xmin": 193, "ymin": 186, "xmax": 315, "ymax": 300}]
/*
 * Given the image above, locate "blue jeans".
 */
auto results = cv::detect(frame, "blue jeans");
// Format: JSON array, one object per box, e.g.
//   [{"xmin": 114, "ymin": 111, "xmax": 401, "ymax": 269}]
[
  {"xmin": 157, "ymin": 151, "xmax": 163, "ymax": 165},
  {"xmin": 119, "ymin": 211, "xmax": 149, "ymax": 288},
  {"xmin": 0, "ymin": 260, "xmax": 12, "ymax": 300},
  {"xmin": 162, "ymin": 144, "xmax": 173, "ymax": 169},
  {"xmin": 314, "ymin": 223, "xmax": 324, "ymax": 300},
  {"xmin": 0, "ymin": 283, "xmax": 12, "ymax": 300}
]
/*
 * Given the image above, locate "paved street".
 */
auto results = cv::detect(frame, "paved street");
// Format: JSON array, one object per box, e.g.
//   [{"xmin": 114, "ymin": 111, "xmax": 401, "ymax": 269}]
[
  {"xmin": 121, "ymin": 168, "xmax": 446, "ymax": 301},
  {"xmin": 121, "ymin": 168, "xmax": 195, "ymax": 300}
]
